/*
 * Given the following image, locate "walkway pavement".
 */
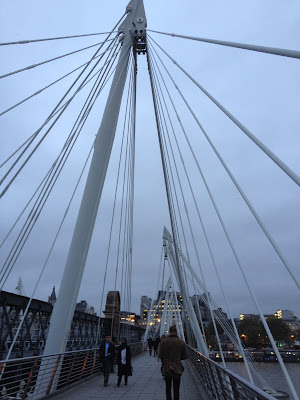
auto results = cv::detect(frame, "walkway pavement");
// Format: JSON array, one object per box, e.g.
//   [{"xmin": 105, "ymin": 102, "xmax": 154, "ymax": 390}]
[{"xmin": 51, "ymin": 352, "xmax": 208, "ymax": 400}]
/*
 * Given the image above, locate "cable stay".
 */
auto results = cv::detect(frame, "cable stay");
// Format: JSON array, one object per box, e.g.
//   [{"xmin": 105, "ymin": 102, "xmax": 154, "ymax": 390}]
[
  {"xmin": 148, "ymin": 36, "xmax": 300, "ymax": 188},
  {"xmin": 110, "ymin": 54, "xmax": 135, "ymax": 337},
  {"xmin": 151, "ymin": 53, "xmax": 231, "ymax": 369},
  {"xmin": 150, "ymin": 55, "xmax": 261, "ymax": 381},
  {"xmin": 0, "ymin": 41, "xmax": 123, "ymax": 287},
  {"xmin": 0, "ymin": 42, "xmax": 121, "ymax": 172},
  {"xmin": 148, "ymin": 38, "xmax": 300, "ymax": 292},
  {"xmin": 0, "ymin": 13, "xmax": 126, "ymax": 179},
  {"xmin": 0, "ymin": 44, "xmax": 119, "ymax": 119},
  {"xmin": 0, "ymin": 38, "xmax": 116, "ymax": 80},
  {"xmin": 1, "ymin": 139, "xmax": 95, "ymax": 365},
  {"xmin": 0, "ymin": 39, "xmax": 118, "ymax": 178},
  {"xmin": 148, "ymin": 42, "xmax": 261, "ymax": 383},
  {"xmin": 147, "ymin": 43, "xmax": 300, "ymax": 387},
  {"xmin": 164, "ymin": 228, "xmax": 297, "ymax": 396},
  {"xmin": 0, "ymin": 35, "xmax": 125, "ymax": 196},
  {"xmin": 179, "ymin": 248, "xmax": 269, "ymax": 386},
  {"xmin": 148, "ymin": 29, "xmax": 300, "ymax": 59},
  {"xmin": 96, "ymin": 54, "xmax": 135, "ymax": 342},
  {"xmin": 150, "ymin": 51, "xmax": 227, "ymax": 364},
  {"xmin": 0, "ymin": 31, "xmax": 120, "ymax": 46},
  {"xmin": 0, "ymin": 50, "xmax": 122, "ymax": 286},
  {"xmin": 147, "ymin": 41, "xmax": 299, "ymax": 398}
]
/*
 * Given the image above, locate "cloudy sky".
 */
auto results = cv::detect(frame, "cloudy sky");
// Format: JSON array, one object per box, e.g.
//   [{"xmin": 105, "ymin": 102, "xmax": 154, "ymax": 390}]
[{"xmin": 0, "ymin": 0, "xmax": 299, "ymax": 320}]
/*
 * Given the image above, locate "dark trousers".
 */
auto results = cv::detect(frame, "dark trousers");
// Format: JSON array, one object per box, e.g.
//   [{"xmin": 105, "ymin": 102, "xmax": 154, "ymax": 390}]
[
  {"xmin": 165, "ymin": 376, "xmax": 181, "ymax": 400},
  {"xmin": 149, "ymin": 346, "xmax": 152, "ymax": 355},
  {"xmin": 103, "ymin": 358, "xmax": 113, "ymax": 383},
  {"xmin": 118, "ymin": 375, "xmax": 128, "ymax": 385}
]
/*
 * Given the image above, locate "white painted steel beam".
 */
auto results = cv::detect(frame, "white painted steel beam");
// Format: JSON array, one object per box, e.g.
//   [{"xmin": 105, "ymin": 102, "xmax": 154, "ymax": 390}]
[{"xmin": 43, "ymin": 0, "xmax": 147, "ymax": 357}]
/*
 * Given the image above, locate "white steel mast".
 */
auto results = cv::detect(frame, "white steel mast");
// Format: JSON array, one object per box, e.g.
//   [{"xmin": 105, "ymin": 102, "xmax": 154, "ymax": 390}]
[{"xmin": 43, "ymin": 0, "xmax": 147, "ymax": 356}]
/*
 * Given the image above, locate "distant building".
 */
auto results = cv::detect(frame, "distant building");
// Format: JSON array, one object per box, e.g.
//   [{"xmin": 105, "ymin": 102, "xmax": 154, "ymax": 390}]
[
  {"xmin": 15, "ymin": 277, "xmax": 26, "ymax": 297},
  {"xmin": 238, "ymin": 309, "xmax": 300, "ymax": 333},
  {"xmin": 120, "ymin": 311, "xmax": 139, "ymax": 325},
  {"xmin": 140, "ymin": 296, "xmax": 152, "ymax": 327},
  {"xmin": 214, "ymin": 307, "xmax": 228, "ymax": 322},
  {"xmin": 87, "ymin": 306, "xmax": 96, "ymax": 315},
  {"xmin": 191, "ymin": 294, "xmax": 211, "ymax": 326},
  {"xmin": 75, "ymin": 300, "xmax": 97, "ymax": 315},
  {"xmin": 141, "ymin": 292, "xmax": 229, "ymax": 329},
  {"xmin": 274, "ymin": 309, "xmax": 300, "ymax": 332},
  {"xmin": 240, "ymin": 314, "xmax": 259, "ymax": 321},
  {"xmin": 140, "ymin": 291, "xmax": 183, "ymax": 329},
  {"xmin": 48, "ymin": 286, "xmax": 56, "ymax": 306}
]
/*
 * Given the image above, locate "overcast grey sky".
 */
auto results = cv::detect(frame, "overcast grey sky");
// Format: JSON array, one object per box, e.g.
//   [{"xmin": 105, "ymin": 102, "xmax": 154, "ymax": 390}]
[{"xmin": 0, "ymin": 0, "xmax": 299, "ymax": 319}]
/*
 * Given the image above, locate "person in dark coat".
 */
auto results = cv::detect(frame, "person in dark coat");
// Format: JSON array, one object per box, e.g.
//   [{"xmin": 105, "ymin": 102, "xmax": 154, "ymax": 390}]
[
  {"xmin": 99, "ymin": 335, "xmax": 116, "ymax": 386},
  {"xmin": 117, "ymin": 338, "xmax": 132, "ymax": 386},
  {"xmin": 153, "ymin": 336, "xmax": 161, "ymax": 357},
  {"xmin": 147, "ymin": 337, "xmax": 153, "ymax": 355},
  {"xmin": 158, "ymin": 325, "xmax": 187, "ymax": 400}
]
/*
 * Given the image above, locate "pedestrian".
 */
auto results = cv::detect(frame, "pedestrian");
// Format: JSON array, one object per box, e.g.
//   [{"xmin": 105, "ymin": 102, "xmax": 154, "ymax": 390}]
[
  {"xmin": 99, "ymin": 335, "xmax": 116, "ymax": 386},
  {"xmin": 117, "ymin": 338, "xmax": 132, "ymax": 387},
  {"xmin": 158, "ymin": 325, "xmax": 187, "ymax": 400},
  {"xmin": 153, "ymin": 336, "xmax": 161, "ymax": 357},
  {"xmin": 147, "ymin": 337, "xmax": 153, "ymax": 356}
]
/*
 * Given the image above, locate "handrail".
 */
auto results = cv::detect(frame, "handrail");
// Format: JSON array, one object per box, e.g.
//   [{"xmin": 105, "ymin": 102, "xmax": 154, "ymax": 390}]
[
  {"xmin": 186, "ymin": 345, "xmax": 277, "ymax": 400},
  {"xmin": 0, "ymin": 342, "xmax": 146, "ymax": 399}
]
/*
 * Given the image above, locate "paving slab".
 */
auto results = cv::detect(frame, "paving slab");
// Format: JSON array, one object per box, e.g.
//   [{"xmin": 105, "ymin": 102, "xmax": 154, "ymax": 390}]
[{"xmin": 51, "ymin": 352, "xmax": 208, "ymax": 400}]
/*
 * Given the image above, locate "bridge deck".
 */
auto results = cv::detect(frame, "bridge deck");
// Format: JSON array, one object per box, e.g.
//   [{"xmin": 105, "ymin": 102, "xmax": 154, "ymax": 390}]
[{"xmin": 51, "ymin": 352, "xmax": 208, "ymax": 400}]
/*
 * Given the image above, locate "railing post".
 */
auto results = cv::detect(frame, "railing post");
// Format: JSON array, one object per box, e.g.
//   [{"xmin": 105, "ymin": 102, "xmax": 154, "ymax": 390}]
[
  {"xmin": 22, "ymin": 358, "xmax": 39, "ymax": 399},
  {"xmin": 207, "ymin": 358, "xmax": 219, "ymax": 398},
  {"xmin": 90, "ymin": 350, "xmax": 98, "ymax": 376},
  {"xmin": 216, "ymin": 366, "xmax": 229, "ymax": 400},
  {"xmin": 66, "ymin": 353, "xmax": 78, "ymax": 385},
  {"xmin": 80, "ymin": 352, "xmax": 89, "ymax": 379},
  {"xmin": 46, "ymin": 355, "xmax": 61, "ymax": 396},
  {"xmin": 229, "ymin": 376, "xmax": 240, "ymax": 400}
]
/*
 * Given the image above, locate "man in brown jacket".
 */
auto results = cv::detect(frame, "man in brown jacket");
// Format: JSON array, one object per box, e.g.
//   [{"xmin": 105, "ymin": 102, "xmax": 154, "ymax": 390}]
[{"xmin": 158, "ymin": 325, "xmax": 187, "ymax": 400}]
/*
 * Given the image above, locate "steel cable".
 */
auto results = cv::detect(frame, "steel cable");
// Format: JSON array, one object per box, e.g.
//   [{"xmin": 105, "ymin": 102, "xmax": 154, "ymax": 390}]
[
  {"xmin": 0, "ymin": 36, "xmax": 119, "ymax": 196},
  {"xmin": 0, "ymin": 31, "xmax": 119, "ymax": 46},
  {"xmin": 0, "ymin": 38, "xmax": 115, "ymax": 80},
  {"xmin": 0, "ymin": 43, "xmax": 122, "ymax": 287}
]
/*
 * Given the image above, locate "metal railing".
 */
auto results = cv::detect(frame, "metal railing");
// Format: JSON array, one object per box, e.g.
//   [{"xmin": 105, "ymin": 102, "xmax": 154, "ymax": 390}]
[
  {"xmin": 187, "ymin": 345, "xmax": 277, "ymax": 400},
  {"xmin": 0, "ymin": 342, "xmax": 146, "ymax": 399}
]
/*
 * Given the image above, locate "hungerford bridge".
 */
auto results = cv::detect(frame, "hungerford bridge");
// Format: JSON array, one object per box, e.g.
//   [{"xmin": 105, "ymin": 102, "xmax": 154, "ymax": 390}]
[{"xmin": 0, "ymin": 1, "xmax": 299, "ymax": 399}]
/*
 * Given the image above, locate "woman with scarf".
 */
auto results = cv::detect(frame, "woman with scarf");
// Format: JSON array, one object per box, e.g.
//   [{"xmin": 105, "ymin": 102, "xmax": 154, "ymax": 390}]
[{"xmin": 117, "ymin": 338, "xmax": 132, "ymax": 386}]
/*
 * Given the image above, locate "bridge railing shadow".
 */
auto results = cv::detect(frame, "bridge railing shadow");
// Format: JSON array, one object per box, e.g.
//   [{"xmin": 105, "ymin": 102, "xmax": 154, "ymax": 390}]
[{"xmin": 0, "ymin": 342, "xmax": 146, "ymax": 399}]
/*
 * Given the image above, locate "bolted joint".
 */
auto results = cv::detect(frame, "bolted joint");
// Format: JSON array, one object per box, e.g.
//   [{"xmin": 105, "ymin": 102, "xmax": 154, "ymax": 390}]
[{"xmin": 120, "ymin": 0, "xmax": 147, "ymax": 55}]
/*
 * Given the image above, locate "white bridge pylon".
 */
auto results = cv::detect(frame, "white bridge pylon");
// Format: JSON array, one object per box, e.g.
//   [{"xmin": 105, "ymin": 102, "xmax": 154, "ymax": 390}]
[{"xmin": 43, "ymin": 0, "xmax": 147, "ymax": 357}]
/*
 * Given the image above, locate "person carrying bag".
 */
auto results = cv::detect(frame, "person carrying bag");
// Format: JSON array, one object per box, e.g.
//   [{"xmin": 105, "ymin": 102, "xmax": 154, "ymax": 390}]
[{"xmin": 158, "ymin": 325, "xmax": 187, "ymax": 400}]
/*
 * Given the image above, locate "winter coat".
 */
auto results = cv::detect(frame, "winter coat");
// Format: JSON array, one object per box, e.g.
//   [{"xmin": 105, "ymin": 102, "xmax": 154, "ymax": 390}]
[
  {"xmin": 99, "ymin": 341, "xmax": 116, "ymax": 361},
  {"xmin": 158, "ymin": 335, "xmax": 187, "ymax": 377},
  {"xmin": 117, "ymin": 344, "xmax": 132, "ymax": 376}
]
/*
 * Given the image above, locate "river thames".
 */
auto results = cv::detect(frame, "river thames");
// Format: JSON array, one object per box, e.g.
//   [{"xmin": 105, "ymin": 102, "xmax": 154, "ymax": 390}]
[{"xmin": 227, "ymin": 362, "xmax": 300, "ymax": 398}]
